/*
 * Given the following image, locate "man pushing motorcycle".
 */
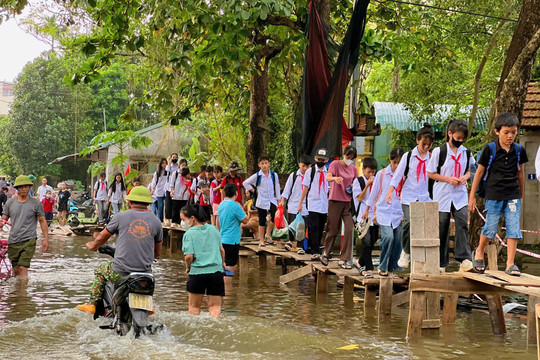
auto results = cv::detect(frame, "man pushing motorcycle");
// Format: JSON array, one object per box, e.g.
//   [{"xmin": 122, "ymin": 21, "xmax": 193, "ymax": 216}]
[{"xmin": 77, "ymin": 186, "xmax": 163, "ymax": 315}]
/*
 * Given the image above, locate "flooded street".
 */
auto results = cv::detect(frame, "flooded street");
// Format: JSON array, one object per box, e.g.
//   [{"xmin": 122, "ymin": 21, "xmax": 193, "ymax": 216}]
[{"xmin": 0, "ymin": 235, "xmax": 537, "ymax": 359}]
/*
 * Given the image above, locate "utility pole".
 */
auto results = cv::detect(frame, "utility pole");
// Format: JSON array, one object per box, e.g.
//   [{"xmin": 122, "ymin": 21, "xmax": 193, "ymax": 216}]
[{"xmin": 102, "ymin": 108, "xmax": 107, "ymax": 132}]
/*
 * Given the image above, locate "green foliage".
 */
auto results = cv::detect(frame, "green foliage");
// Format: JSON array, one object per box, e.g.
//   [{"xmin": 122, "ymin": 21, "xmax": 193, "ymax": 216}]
[
  {"xmin": 187, "ymin": 137, "xmax": 208, "ymax": 171},
  {"xmin": 67, "ymin": 179, "xmax": 85, "ymax": 191},
  {"xmin": 387, "ymin": 125, "xmax": 417, "ymax": 153}
]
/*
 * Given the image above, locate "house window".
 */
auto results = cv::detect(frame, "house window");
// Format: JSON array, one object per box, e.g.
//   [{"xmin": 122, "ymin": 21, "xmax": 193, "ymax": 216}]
[{"xmin": 2, "ymin": 88, "xmax": 13, "ymax": 97}]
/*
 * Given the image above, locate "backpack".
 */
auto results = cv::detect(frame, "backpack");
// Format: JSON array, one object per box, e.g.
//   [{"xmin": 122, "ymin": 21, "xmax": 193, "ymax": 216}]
[
  {"xmin": 428, "ymin": 144, "xmax": 471, "ymax": 199},
  {"xmin": 476, "ymin": 142, "xmax": 522, "ymax": 198},
  {"xmin": 395, "ymin": 151, "xmax": 413, "ymax": 198},
  {"xmin": 252, "ymin": 171, "xmax": 277, "ymax": 204},
  {"xmin": 305, "ymin": 166, "xmax": 320, "ymax": 209},
  {"xmin": 285, "ymin": 171, "xmax": 300, "ymax": 208},
  {"xmin": 351, "ymin": 176, "xmax": 366, "ymax": 217}
]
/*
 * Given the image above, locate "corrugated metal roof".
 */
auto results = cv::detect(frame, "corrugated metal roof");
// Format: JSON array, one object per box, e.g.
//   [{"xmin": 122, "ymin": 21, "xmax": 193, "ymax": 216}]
[
  {"xmin": 522, "ymin": 83, "xmax": 540, "ymax": 128},
  {"xmin": 373, "ymin": 102, "xmax": 488, "ymax": 132}
]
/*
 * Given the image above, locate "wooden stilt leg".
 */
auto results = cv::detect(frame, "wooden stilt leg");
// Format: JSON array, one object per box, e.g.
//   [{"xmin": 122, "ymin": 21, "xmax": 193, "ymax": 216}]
[
  {"xmin": 170, "ymin": 230, "xmax": 178, "ymax": 254},
  {"xmin": 239, "ymin": 255, "xmax": 249, "ymax": 277},
  {"xmin": 364, "ymin": 286, "xmax": 377, "ymax": 314},
  {"xmin": 343, "ymin": 276, "xmax": 354, "ymax": 303},
  {"xmin": 407, "ymin": 291, "xmax": 426, "ymax": 339},
  {"xmin": 486, "ymin": 295, "xmax": 506, "ymax": 335},
  {"xmin": 258, "ymin": 254, "xmax": 267, "ymax": 268},
  {"xmin": 268, "ymin": 255, "xmax": 276, "ymax": 269},
  {"xmin": 527, "ymin": 296, "xmax": 540, "ymax": 347},
  {"xmin": 378, "ymin": 277, "xmax": 393, "ymax": 323},
  {"xmin": 316, "ymin": 270, "xmax": 328, "ymax": 294},
  {"xmin": 442, "ymin": 294, "xmax": 458, "ymax": 324}
]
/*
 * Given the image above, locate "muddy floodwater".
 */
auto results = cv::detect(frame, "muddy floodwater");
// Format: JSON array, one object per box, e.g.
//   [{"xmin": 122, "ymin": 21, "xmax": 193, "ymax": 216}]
[{"xmin": 0, "ymin": 234, "xmax": 537, "ymax": 359}]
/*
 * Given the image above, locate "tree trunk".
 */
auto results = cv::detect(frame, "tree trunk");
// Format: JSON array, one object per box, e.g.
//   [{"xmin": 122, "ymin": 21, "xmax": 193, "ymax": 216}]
[
  {"xmin": 313, "ymin": 0, "xmax": 330, "ymax": 26},
  {"xmin": 488, "ymin": 0, "xmax": 540, "ymax": 127},
  {"xmin": 246, "ymin": 60, "xmax": 270, "ymax": 175}
]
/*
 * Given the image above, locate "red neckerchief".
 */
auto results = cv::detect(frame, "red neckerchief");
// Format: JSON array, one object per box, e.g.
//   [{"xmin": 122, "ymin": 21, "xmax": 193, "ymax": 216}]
[
  {"xmin": 451, "ymin": 153, "xmax": 461, "ymax": 178},
  {"xmin": 415, "ymin": 155, "xmax": 428, "ymax": 183},
  {"xmin": 318, "ymin": 168, "xmax": 325, "ymax": 195}
]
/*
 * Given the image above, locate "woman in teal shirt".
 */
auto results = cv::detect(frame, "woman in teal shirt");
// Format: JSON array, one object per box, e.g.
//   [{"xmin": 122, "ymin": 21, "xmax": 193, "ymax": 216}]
[{"xmin": 181, "ymin": 204, "xmax": 225, "ymax": 318}]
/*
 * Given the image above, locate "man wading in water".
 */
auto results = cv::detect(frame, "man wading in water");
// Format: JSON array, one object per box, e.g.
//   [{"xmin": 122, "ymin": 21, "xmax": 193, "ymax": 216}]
[
  {"xmin": 2, "ymin": 175, "xmax": 49, "ymax": 283},
  {"xmin": 77, "ymin": 186, "xmax": 163, "ymax": 314}
]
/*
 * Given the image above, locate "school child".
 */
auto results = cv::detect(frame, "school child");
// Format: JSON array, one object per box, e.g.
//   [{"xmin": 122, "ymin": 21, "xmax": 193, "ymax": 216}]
[
  {"xmin": 93, "ymin": 172, "xmax": 108, "ymax": 224},
  {"xmin": 298, "ymin": 148, "xmax": 329, "ymax": 259},
  {"xmin": 362, "ymin": 148, "xmax": 404, "ymax": 276},
  {"xmin": 210, "ymin": 166, "xmax": 224, "ymax": 227},
  {"xmin": 320, "ymin": 145, "xmax": 358, "ymax": 268},
  {"xmin": 127, "ymin": 177, "xmax": 141, "ymax": 195},
  {"xmin": 192, "ymin": 165, "xmax": 212, "ymax": 222},
  {"xmin": 220, "ymin": 162, "xmax": 245, "ymax": 204},
  {"xmin": 426, "ymin": 119, "xmax": 475, "ymax": 272},
  {"xmin": 469, "ymin": 113, "xmax": 528, "ymax": 276},
  {"xmin": 164, "ymin": 153, "xmax": 180, "ymax": 227},
  {"xmin": 191, "ymin": 165, "xmax": 208, "ymax": 204},
  {"xmin": 42, "ymin": 190, "xmax": 55, "ymax": 226},
  {"xmin": 108, "ymin": 173, "xmax": 127, "ymax": 215},
  {"xmin": 386, "ymin": 123, "xmax": 434, "ymax": 269},
  {"xmin": 353, "ymin": 156, "xmax": 378, "ymax": 278},
  {"xmin": 170, "ymin": 167, "xmax": 191, "ymax": 227},
  {"xmin": 244, "ymin": 156, "xmax": 281, "ymax": 247},
  {"xmin": 151, "ymin": 158, "xmax": 169, "ymax": 222},
  {"xmin": 280, "ymin": 155, "xmax": 311, "ymax": 255}
]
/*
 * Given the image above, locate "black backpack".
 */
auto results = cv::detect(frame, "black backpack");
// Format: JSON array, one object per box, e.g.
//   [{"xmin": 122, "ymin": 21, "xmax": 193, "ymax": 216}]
[
  {"xmin": 351, "ymin": 176, "xmax": 366, "ymax": 217},
  {"xmin": 428, "ymin": 145, "xmax": 471, "ymax": 199}
]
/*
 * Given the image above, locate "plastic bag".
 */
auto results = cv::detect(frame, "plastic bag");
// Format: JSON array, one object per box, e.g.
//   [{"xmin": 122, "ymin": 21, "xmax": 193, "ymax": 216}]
[
  {"xmin": 288, "ymin": 213, "xmax": 305, "ymax": 236},
  {"xmin": 274, "ymin": 205, "xmax": 286, "ymax": 229},
  {"xmin": 271, "ymin": 218, "xmax": 289, "ymax": 239}
]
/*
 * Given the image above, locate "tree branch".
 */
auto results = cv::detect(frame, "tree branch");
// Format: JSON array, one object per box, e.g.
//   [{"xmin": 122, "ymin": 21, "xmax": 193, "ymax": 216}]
[{"xmin": 263, "ymin": 14, "xmax": 304, "ymax": 32}]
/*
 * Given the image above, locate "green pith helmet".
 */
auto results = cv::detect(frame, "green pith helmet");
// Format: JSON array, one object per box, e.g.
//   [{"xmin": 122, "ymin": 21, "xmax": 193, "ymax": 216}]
[
  {"xmin": 14, "ymin": 175, "xmax": 34, "ymax": 188},
  {"xmin": 125, "ymin": 186, "xmax": 153, "ymax": 204}
]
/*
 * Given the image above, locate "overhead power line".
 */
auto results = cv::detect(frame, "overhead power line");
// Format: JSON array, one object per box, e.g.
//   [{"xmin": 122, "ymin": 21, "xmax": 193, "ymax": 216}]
[{"xmin": 378, "ymin": 0, "xmax": 518, "ymax": 23}]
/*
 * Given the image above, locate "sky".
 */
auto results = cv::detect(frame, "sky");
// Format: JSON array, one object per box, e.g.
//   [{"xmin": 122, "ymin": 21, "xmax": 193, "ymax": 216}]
[{"xmin": 0, "ymin": 16, "xmax": 50, "ymax": 82}]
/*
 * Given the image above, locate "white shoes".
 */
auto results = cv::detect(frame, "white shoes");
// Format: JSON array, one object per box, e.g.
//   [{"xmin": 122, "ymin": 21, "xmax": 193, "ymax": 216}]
[
  {"xmin": 397, "ymin": 251, "xmax": 410, "ymax": 268},
  {"xmin": 459, "ymin": 259, "xmax": 473, "ymax": 272}
]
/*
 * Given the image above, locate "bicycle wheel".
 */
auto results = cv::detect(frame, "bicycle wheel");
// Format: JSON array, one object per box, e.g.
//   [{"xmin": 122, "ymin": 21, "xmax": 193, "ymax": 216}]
[{"xmin": 0, "ymin": 249, "xmax": 12, "ymax": 281}]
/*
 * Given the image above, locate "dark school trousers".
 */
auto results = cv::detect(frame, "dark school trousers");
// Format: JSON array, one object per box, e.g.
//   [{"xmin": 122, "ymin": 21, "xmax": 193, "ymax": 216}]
[
  {"xmin": 401, "ymin": 204, "xmax": 411, "ymax": 254},
  {"xmin": 358, "ymin": 225, "xmax": 379, "ymax": 271},
  {"xmin": 439, "ymin": 203, "xmax": 472, "ymax": 268},
  {"xmin": 307, "ymin": 211, "xmax": 327, "ymax": 255},
  {"xmin": 165, "ymin": 191, "xmax": 173, "ymax": 220},
  {"xmin": 323, "ymin": 200, "xmax": 354, "ymax": 262},
  {"xmin": 171, "ymin": 199, "xmax": 188, "ymax": 224}
]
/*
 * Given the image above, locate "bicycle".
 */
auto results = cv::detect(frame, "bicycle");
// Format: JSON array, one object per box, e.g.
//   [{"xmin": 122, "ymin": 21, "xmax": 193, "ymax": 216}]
[{"xmin": 0, "ymin": 219, "xmax": 12, "ymax": 281}]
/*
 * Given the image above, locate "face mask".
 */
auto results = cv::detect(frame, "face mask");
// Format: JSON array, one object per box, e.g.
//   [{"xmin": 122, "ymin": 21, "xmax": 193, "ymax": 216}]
[
  {"xmin": 180, "ymin": 220, "xmax": 191, "ymax": 230},
  {"xmin": 344, "ymin": 159, "xmax": 355, "ymax": 166},
  {"xmin": 316, "ymin": 161, "xmax": 326, "ymax": 168},
  {"xmin": 451, "ymin": 138, "xmax": 464, "ymax": 148},
  {"xmin": 172, "ymin": 159, "xmax": 178, "ymax": 164}
]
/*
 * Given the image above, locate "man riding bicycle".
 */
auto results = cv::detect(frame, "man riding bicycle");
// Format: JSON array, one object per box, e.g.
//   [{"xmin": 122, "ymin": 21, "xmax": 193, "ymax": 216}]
[{"xmin": 77, "ymin": 186, "xmax": 163, "ymax": 314}]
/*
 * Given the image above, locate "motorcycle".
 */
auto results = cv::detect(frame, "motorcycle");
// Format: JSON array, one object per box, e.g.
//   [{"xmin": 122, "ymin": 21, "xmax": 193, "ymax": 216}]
[
  {"xmin": 94, "ymin": 245, "xmax": 163, "ymax": 338},
  {"xmin": 67, "ymin": 199, "xmax": 99, "ymax": 227}
]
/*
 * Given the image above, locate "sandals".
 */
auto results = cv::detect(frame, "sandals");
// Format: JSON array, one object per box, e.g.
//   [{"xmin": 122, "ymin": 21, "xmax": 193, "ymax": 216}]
[
  {"xmin": 505, "ymin": 264, "xmax": 521, "ymax": 276},
  {"xmin": 320, "ymin": 255, "xmax": 329, "ymax": 266},
  {"xmin": 355, "ymin": 264, "xmax": 373, "ymax": 278},
  {"xmin": 311, "ymin": 254, "xmax": 320, "ymax": 261},
  {"xmin": 472, "ymin": 250, "xmax": 485, "ymax": 273},
  {"xmin": 265, "ymin": 236, "xmax": 274, "ymax": 245},
  {"xmin": 258, "ymin": 243, "xmax": 266, "ymax": 247},
  {"xmin": 284, "ymin": 242, "xmax": 293, "ymax": 251},
  {"xmin": 297, "ymin": 248, "xmax": 305, "ymax": 255},
  {"xmin": 378, "ymin": 270, "xmax": 389, "ymax": 277},
  {"xmin": 339, "ymin": 261, "xmax": 352, "ymax": 270}
]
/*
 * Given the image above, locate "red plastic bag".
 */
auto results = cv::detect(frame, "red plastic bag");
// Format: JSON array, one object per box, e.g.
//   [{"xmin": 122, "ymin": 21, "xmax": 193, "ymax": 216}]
[{"xmin": 274, "ymin": 205, "xmax": 286, "ymax": 229}]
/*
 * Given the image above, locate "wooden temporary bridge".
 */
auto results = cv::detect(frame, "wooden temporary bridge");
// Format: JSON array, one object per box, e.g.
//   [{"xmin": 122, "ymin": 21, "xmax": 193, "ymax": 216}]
[{"xmin": 94, "ymin": 210, "xmax": 540, "ymax": 354}]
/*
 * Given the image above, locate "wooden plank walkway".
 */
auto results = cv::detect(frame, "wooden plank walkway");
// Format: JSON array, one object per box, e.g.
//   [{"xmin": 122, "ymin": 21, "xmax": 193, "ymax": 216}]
[{"xmin": 457, "ymin": 270, "xmax": 540, "ymax": 297}]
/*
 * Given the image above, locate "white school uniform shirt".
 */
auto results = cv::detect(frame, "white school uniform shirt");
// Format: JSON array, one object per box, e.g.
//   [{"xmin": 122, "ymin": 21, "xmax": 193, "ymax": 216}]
[
  {"xmin": 390, "ymin": 146, "xmax": 432, "ymax": 205},
  {"xmin": 302, "ymin": 165, "xmax": 329, "ymax": 214},
  {"xmin": 427, "ymin": 143, "xmax": 475, "ymax": 213},
  {"xmin": 366, "ymin": 165, "xmax": 403, "ymax": 229},
  {"xmin": 148, "ymin": 183, "xmax": 157, "ymax": 202},
  {"xmin": 151, "ymin": 170, "xmax": 168, "ymax": 198},
  {"xmin": 281, "ymin": 170, "xmax": 308, "ymax": 216},
  {"xmin": 352, "ymin": 175, "xmax": 374, "ymax": 221},
  {"xmin": 165, "ymin": 164, "xmax": 179, "ymax": 191},
  {"xmin": 244, "ymin": 170, "xmax": 281, "ymax": 210},
  {"xmin": 108, "ymin": 182, "xmax": 126, "ymax": 203},
  {"xmin": 170, "ymin": 170, "xmax": 190, "ymax": 200},
  {"xmin": 94, "ymin": 179, "xmax": 108, "ymax": 201}
]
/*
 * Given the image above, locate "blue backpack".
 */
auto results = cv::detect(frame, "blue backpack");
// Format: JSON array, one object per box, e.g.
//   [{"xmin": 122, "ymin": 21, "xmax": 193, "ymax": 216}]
[{"xmin": 476, "ymin": 142, "xmax": 522, "ymax": 198}]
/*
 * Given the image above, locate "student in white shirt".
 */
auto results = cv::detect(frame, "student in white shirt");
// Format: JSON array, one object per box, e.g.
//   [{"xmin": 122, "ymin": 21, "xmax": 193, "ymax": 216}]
[
  {"xmin": 362, "ymin": 148, "xmax": 404, "ymax": 276},
  {"xmin": 164, "ymin": 153, "xmax": 181, "ymax": 226},
  {"xmin": 93, "ymin": 171, "xmax": 108, "ymax": 224},
  {"xmin": 279, "ymin": 155, "xmax": 311, "ymax": 255},
  {"xmin": 170, "ymin": 166, "xmax": 191, "ymax": 226},
  {"xmin": 386, "ymin": 123, "xmax": 434, "ymax": 269},
  {"xmin": 108, "ymin": 173, "xmax": 127, "ymax": 215},
  {"xmin": 428, "ymin": 119, "xmax": 475, "ymax": 272},
  {"xmin": 298, "ymin": 148, "xmax": 329, "ymax": 260},
  {"xmin": 353, "ymin": 157, "xmax": 377, "ymax": 278},
  {"xmin": 244, "ymin": 156, "xmax": 281, "ymax": 247},
  {"xmin": 151, "ymin": 158, "xmax": 168, "ymax": 222}
]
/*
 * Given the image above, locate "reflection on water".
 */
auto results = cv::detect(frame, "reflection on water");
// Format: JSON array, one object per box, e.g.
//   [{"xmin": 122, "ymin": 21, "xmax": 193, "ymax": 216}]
[{"xmin": 0, "ymin": 235, "xmax": 537, "ymax": 359}]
